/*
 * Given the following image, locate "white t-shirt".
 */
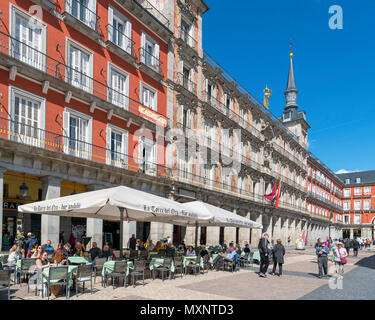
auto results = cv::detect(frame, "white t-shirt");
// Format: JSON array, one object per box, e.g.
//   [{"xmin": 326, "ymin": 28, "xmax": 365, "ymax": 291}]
[{"xmin": 333, "ymin": 247, "xmax": 347, "ymax": 262}]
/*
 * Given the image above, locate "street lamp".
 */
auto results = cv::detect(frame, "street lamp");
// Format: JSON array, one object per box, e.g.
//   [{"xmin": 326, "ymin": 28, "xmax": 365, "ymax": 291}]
[{"xmin": 19, "ymin": 174, "xmax": 29, "ymax": 198}]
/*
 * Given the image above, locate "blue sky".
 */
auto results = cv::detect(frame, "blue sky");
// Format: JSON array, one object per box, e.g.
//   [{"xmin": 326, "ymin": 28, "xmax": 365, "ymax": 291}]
[{"xmin": 202, "ymin": 0, "xmax": 374, "ymax": 173}]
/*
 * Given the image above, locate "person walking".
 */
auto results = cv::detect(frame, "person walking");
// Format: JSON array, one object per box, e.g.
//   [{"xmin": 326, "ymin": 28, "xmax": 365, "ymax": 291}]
[
  {"xmin": 258, "ymin": 233, "xmax": 270, "ymax": 278},
  {"xmin": 332, "ymin": 242, "xmax": 348, "ymax": 280},
  {"xmin": 344, "ymin": 238, "xmax": 350, "ymax": 256},
  {"xmin": 316, "ymin": 241, "xmax": 330, "ymax": 278},
  {"xmin": 271, "ymin": 239, "xmax": 285, "ymax": 277},
  {"xmin": 352, "ymin": 238, "xmax": 359, "ymax": 257}
]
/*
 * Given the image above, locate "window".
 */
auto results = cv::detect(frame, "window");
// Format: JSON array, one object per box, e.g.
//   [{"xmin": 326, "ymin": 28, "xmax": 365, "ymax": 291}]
[
  {"xmin": 354, "ymin": 187, "xmax": 361, "ymax": 195},
  {"xmin": 9, "ymin": 86, "xmax": 46, "ymax": 147},
  {"xmin": 138, "ymin": 137, "xmax": 157, "ymax": 176},
  {"xmin": 222, "ymin": 173, "xmax": 231, "ymax": 191},
  {"xmin": 180, "ymin": 19, "xmax": 193, "ymax": 47},
  {"xmin": 63, "ymin": 108, "xmax": 92, "ymax": 159},
  {"xmin": 345, "ymin": 178, "xmax": 350, "ymax": 184},
  {"xmin": 364, "ymin": 186, "xmax": 371, "ymax": 194},
  {"xmin": 204, "ymin": 119, "xmax": 214, "ymax": 148},
  {"xmin": 344, "ymin": 215, "xmax": 350, "ymax": 224},
  {"xmin": 11, "ymin": 5, "xmax": 46, "ymax": 70},
  {"xmin": 108, "ymin": 6, "xmax": 132, "ymax": 54},
  {"xmin": 203, "ymin": 164, "xmax": 213, "ymax": 187},
  {"xmin": 364, "ymin": 200, "xmax": 371, "ymax": 210},
  {"xmin": 355, "ymin": 177, "xmax": 361, "ymax": 184},
  {"xmin": 67, "ymin": 40, "xmax": 93, "ymax": 93},
  {"xmin": 140, "ymin": 32, "xmax": 160, "ymax": 72},
  {"xmin": 344, "ymin": 188, "xmax": 351, "ymax": 198},
  {"xmin": 283, "ymin": 112, "xmax": 291, "ymax": 122},
  {"xmin": 66, "ymin": 0, "xmax": 97, "ymax": 30},
  {"xmin": 354, "ymin": 215, "xmax": 361, "ymax": 224},
  {"xmin": 108, "ymin": 64, "xmax": 129, "ymax": 110},
  {"xmin": 343, "ymin": 201, "xmax": 350, "ymax": 211},
  {"xmin": 140, "ymin": 83, "xmax": 157, "ymax": 111},
  {"xmin": 106, "ymin": 125, "xmax": 128, "ymax": 168},
  {"xmin": 354, "ymin": 200, "xmax": 361, "ymax": 210}
]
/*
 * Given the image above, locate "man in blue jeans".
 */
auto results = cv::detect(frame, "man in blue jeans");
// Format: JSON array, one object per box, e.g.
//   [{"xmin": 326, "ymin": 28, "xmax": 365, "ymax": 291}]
[{"xmin": 316, "ymin": 241, "xmax": 330, "ymax": 278}]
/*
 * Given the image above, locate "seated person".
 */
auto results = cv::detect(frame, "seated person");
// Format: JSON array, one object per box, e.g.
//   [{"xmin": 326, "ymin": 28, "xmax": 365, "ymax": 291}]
[
  {"xmin": 235, "ymin": 245, "xmax": 241, "ymax": 256},
  {"xmin": 62, "ymin": 243, "xmax": 72, "ymax": 259},
  {"xmin": 88, "ymin": 242, "xmax": 101, "ymax": 261},
  {"xmin": 101, "ymin": 244, "xmax": 111, "ymax": 260},
  {"xmin": 243, "ymin": 244, "xmax": 251, "ymax": 254},
  {"xmin": 199, "ymin": 245, "xmax": 209, "ymax": 258},
  {"xmin": 165, "ymin": 242, "xmax": 176, "ymax": 257},
  {"xmin": 152, "ymin": 241, "xmax": 163, "ymax": 252},
  {"xmin": 45, "ymin": 240, "xmax": 54, "ymax": 255},
  {"xmin": 27, "ymin": 243, "xmax": 39, "ymax": 258},
  {"xmin": 53, "ymin": 250, "xmax": 67, "ymax": 265},
  {"xmin": 74, "ymin": 242, "xmax": 84, "ymax": 256},
  {"xmin": 36, "ymin": 251, "xmax": 52, "ymax": 270},
  {"xmin": 144, "ymin": 240, "xmax": 155, "ymax": 251},
  {"xmin": 31, "ymin": 245, "xmax": 43, "ymax": 259},
  {"xmin": 185, "ymin": 246, "xmax": 196, "ymax": 257},
  {"xmin": 223, "ymin": 248, "xmax": 237, "ymax": 262},
  {"xmin": 7, "ymin": 245, "xmax": 20, "ymax": 269}
]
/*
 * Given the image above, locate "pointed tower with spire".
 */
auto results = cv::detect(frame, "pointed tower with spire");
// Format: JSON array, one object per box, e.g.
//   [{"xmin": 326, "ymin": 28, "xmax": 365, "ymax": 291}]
[{"xmin": 279, "ymin": 42, "xmax": 310, "ymax": 149}]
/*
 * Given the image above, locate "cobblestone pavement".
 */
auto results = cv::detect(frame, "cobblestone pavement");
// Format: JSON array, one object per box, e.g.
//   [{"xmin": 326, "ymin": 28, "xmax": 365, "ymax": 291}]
[{"xmin": 3, "ymin": 248, "xmax": 375, "ymax": 300}]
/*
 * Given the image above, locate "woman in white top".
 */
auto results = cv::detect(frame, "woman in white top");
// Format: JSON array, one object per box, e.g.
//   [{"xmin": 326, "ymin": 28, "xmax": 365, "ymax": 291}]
[{"xmin": 332, "ymin": 242, "xmax": 348, "ymax": 280}]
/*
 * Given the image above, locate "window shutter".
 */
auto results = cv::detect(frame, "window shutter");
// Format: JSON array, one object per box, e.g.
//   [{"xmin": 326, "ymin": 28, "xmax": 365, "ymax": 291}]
[
  {"xmin": 125, "ymin": 20, "xmax": 132, "ymax": 54},
  {"xmin": 154, "ymin": 42, "xmax": 160, "ymax": 70},
  {"xmin": 108, "ymin": 6, "xmax": 114, "ymax": 41},
  {"xmin": 121, "ymin": 131, "xmax": 128, "ymax": 167},
  {"xmin": 106, "ymin": 126, "xmax": 111, "ymax": 164},
  {"xmin": 63, "ymin": 110, "xmax": 70, "ymax": 153},
  {"xmin": 141, "ymin": 32, "xmax": 146, "ymax": 63},
  {"xmin": 88, "ymin": 0, "xmax": 97, "ymax": 30}
]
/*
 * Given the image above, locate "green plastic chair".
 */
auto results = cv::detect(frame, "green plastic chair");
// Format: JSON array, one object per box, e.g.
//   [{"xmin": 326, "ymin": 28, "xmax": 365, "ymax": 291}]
[{"xmin": 42, "ymin": 266, "xmax": 69, "ymax": 300}]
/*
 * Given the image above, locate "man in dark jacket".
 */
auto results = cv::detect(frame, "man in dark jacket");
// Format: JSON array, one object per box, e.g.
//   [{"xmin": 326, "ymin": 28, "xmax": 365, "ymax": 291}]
[
  {"xmin": 128, "ymin": 234, "xmax": 136, "ymax": 250},
  {"xmin": 258, "ymin": 233, "xmax": 270, "ymax": 278},
  {"xmin": 271, "ymin": 239, "xmax": 285, "ymax": 276},
  {"xmin": 344, "ymin": 238, "xmax": 351, "ymax": 256},
  {"xmin": 352, "ymin": 238, "xmax": 359, "ymax": 256},
  {"xmin": 25, "ymin": 233, "xmax": 38, "ymax": 254},
  {"xmin": 316, "ymin": 242, "xmax": 330, "ymax": 278}
]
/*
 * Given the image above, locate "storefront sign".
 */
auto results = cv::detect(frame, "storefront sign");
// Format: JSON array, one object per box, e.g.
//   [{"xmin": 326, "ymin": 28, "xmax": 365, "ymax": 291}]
[
  {"xmin": 3, "ymin": 201, "xmax": 22, "ymax": 211},
  {"xmin": 138, "ymin": 105, "xmax": 167, "ymax": 127}
]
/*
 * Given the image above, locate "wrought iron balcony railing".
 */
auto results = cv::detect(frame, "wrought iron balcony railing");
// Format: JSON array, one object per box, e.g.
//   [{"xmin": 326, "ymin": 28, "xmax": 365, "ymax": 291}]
[
  {"xmin": 0, "ymin": 32, "xmax": 167, "ymax": 127},
  {"xmin": 178, "ymin": 27, "xmax": 197, "ymax": 50},
  {"xmin": 202, "ymin": 91, "xmax": 263, "ymax": 140},
  {"xmin": 139, "ymin": 47, "xmax": 163, "ymax": 75},
  {"xmin": 136, "ymin": 0, "xmax": 170, "ymax": 28},
  {"xmin": 106, "ymin": 24, "xmax": 136, "ymax": 58},
  {"xmin": 177, "ymin": 72, "xmax": 197, "ymax": 95},
  {"xmin": 63, "ymin": 0, "xmax": 101, "ymax": 33}
]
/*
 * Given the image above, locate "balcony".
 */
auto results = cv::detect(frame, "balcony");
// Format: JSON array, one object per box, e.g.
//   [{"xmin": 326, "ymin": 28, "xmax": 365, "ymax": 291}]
[
  {"xmin": 138, "ymin": 48, "xmax": 163, "ymax": 81},
  {"xmin": 0, "ymin": 31, "xmax": 167, "ymax": 128},
  {"xmin": 62, "ymin": 0, "xmax": 101, "ymax": 40},
  {"xmin": 0, "ymin": 117, "xmax": 166, "ymax": 177},
  {"xmin": 202, "ymin": 91, "xmax": 263, "ymax": 141},
  {"xmin": 30, "ymin": 0, "xmax": 56, "ymax": 11},
  {"xmin": 177, "ymin": 72, "xmax": 197, "ymax": 97},
  {"xmin": 177, "ymin": 27, "xmax": 198, "ymax": 52},
  {"xmin": 105, "ymin": 25, "xmax": 136, "ymax": 64},
  {"xmin": 116, "ymin": 0, "xmax": 172, "ymax": 41}
]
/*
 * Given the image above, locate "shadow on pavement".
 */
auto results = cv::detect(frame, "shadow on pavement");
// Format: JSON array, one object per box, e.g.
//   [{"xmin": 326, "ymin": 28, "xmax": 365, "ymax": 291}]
[{"xmin": 354, "ymin": 253, "xmax": 375, "ymax": 270}]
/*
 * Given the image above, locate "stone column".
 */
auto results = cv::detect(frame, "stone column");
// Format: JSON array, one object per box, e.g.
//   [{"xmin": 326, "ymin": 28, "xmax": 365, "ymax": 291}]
[
  {"xmin": 251, "ymin": 213, "xmax": 262, "ymax": 248},
  {"xmin": 86, "ymin": 184, "xmax": 105, "ymax": 249},
  {"xmin": 350, "ymin": 228, "xmax": 354, "ymax": 239},
  {"xmin": 280, "ymin": 217, "xmax": 288, "ymax": 245},
  {"xmin": 206, "ymin": 227, "xmax": 219, "ymax": 246},
  {"xmin": 184, "ymin": 226, "xmax": 196, "ymax": 246},
  {"xmin": 123, "ymin": 221, "xmax": 136, "ymax": 248},
  {"xmin": 239, "ymin": 211, "xmax": 251, "ymax": 246},
  {"xmin": 0, "ymin": 168, "xmax": 5, "ymax": 250},
  {"xmin": 150, "ymin": 222, "xmax": 164, "ymax": 242},
  {"xmin": 41, "ymin": 176, "xmax": 61, "ymax": 248},
  {"xmin": 271, "ymin": 216, "xmax": 281, "ymax": 244}
]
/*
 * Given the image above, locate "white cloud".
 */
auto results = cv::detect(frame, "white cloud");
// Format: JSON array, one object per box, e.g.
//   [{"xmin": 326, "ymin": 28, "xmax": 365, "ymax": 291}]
[{"xmin": 335, "ymin": 169, "xmax": 360, "ymax": 174}]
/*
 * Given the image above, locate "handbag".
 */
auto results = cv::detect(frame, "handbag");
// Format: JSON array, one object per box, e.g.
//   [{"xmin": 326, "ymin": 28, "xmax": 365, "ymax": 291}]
[{"xmin": 337, "ymin": 248, "xmax": 347, "ymax": 265}]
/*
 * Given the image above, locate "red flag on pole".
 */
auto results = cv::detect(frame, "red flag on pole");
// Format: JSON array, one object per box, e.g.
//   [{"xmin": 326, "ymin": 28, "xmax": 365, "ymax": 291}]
[{"xmin": 264, "ymin": 181, "xmax": 277, "ymax": 201}]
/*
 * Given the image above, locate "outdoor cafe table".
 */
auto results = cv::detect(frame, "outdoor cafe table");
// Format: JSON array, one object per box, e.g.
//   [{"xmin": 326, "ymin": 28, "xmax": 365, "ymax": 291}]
[
  {"xmin": 101, "ymin": 260, "xmax": 134, "ymax": 278},
  {"xmin": 183, "ymin": 256, "xmax": 203, "ymax": 269},
  {"xmin": 148, "ymin": 251, "xmax": 159, "ymax": 259},
  {"xmin": 149, "ymin": 257, "xmax": 175, "ymax": 273},
  {"xmin": 68, "ymin": 256, "xmax": 90, "ymax": 265}
]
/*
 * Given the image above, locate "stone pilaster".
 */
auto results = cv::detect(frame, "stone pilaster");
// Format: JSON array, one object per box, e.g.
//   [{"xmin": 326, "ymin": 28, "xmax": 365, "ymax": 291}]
[
  {"xmin": 206, "ymin": 226, "xmax": 219, "ymax": 246},
  {"xmin": 0, "ymin": 168, "xmax": 5, "ymax": 250},
  {"xmin": 251, "ymin": 213, "xmax": 262, "ymax": 248},
  {"xmin": 86, "ymin": 184, "xmax": 105, "ymax": 249},
  {"xmin": 41, "ymin": 176, "xmax": 61, "ymax": 248},
  {"xmin": 123, "ymin": 221, "xmax": 136, "ymax": 248},
  {"xmin": 238, "ymin": 211, "xmax": 251, "ymax": 246},
  {"xmin": 150, "ymin": 222, "xmax": 164, "ymax": 242}
]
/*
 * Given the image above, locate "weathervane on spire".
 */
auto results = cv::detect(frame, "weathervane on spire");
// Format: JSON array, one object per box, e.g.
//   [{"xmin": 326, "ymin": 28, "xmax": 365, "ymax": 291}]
[
  {"xmin": 289, "ymin": 39, "xmax": 294, "ymax": 58},
  {"xmin": 263, "ymin": 84, "xmax": 272, "ymax": 110}
]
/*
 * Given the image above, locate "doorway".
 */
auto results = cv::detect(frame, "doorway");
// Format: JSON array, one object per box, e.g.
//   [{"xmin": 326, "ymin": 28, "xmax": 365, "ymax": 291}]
[
  {"xmin": 219, "ymin": 227, "xmax": 224, "ymax": 245},
  {"xmin": 103, "ymin": 220, "xmax": 120, "ymax": 249},
  {"xmin": 200, "ymin": 226, "xmax": 207, "ymax": 245}
]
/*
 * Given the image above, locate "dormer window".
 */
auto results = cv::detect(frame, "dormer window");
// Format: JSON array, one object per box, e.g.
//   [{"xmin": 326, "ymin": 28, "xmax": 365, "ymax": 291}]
[
  {"xmin": 355, "ymin": 177, "xmax": 361, "ymax": 184},
  {"xmin": 345, "ymin": 178, "xmax": 350, "ymax": 185},
  {"xmin": 283, "ymin": 111, "xmax": 291, "ymax": 122}
]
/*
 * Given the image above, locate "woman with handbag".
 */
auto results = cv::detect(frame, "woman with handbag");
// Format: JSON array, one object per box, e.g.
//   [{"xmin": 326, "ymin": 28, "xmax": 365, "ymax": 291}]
[{"xmin": 332, "ymin": 242, "xmax": 348, "ymax": 280}]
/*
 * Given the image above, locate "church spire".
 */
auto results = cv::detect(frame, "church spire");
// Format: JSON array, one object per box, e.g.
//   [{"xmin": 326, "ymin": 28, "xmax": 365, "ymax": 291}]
[{"xmin": 284, "ymin": 41, "xmax": 298, "ymax": 110}]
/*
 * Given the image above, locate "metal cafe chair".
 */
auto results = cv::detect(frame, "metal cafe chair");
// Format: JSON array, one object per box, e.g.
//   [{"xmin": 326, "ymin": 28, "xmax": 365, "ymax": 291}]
[
  {"xmin": 75, "ymin": 264, "xmax": 93, "ymax": 295},
  {"xmin": 42, "ymin": 266, "xmax": 70, "ymax": 300},
  {"xmin": 0, "ymin": 269, "xmax": 11, "ymax": 300}
]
